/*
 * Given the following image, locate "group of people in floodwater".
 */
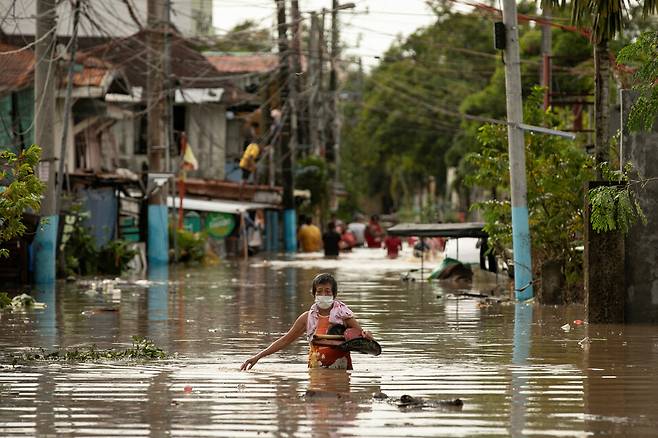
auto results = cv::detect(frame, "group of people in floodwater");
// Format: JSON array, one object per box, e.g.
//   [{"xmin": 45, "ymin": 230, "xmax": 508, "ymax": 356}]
[{"xmin": 296, "ymin": 213, "xmax": 446, "ymax": 260}]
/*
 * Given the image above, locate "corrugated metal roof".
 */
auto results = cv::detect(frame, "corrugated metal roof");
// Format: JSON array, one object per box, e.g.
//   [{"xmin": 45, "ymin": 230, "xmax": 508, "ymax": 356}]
[
  {"xmin": 205, "ymin": 53, "xmax": 278, "ymax": 74},
  {"xmin": 167, "ymin": 196, "xmax": 278, "ymax": 214},
  {"xmin": 0, "ymin": 42, "xmax": 35, "ymax": 93}
]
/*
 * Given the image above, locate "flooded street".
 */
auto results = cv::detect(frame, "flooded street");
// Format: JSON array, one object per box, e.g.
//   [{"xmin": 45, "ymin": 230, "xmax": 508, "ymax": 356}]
[{"xmin": 2, "ymin": 248, "xmax": 658, "ymax": 437}]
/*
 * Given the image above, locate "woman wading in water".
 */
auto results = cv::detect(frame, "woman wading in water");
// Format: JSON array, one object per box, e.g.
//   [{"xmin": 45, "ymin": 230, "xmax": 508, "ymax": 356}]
[{"xmin": 240, "ymin": 273, "xmax": 375, "ymax": 370}]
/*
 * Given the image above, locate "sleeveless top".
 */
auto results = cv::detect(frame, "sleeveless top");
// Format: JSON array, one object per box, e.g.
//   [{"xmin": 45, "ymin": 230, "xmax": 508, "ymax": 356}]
[{"xmin": 308, "ymin": 315, "xmax": 353, "ymax": 370}]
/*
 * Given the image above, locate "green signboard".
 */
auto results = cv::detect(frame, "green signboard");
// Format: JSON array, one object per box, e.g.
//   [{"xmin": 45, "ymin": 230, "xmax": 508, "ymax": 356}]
[
  {"xmin": 206, "ymin": 212, "xmax": 236, "ymax": 238},
  {"xmin": 183, "ymin": 212, "xmax": 201, "ymax": 233}
]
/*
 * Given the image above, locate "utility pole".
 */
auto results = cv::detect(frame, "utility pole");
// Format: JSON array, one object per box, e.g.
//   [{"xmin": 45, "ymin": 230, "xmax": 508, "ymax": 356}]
[
  {"xmin": 328, "ymin": 0, "xmax": 339, "ymax": 167},
  {"xmin": 146, "ymin": 0, "xmax": 169, "ymax": 268},
  {"xmin": 56, "ymin": 0, "xmax": 81, "ymax": 211},
  {"xmin": 328, "ymin": 2, "xmax": 354, "ymax": 207},
  {"xmin": 275, "ymin": 0, "xmax": 296, "ymax": 252},
  {"xmin": 33, "ymin": 0, "xmax": 58, "ymax": 284},
  {"xmin": 317, "ymin": 9, "xmax": 326, "ymax": 155},
  {"xmin": 308, "ymin": 12, "xmax": 320, "ymax": 155},
  {"xmin": 290, "ymin": 0, "xmax": 306, "ymax": 152},
  {"xmin": 541, "ymin": 3, "xmax": 552, "ymax": 111},
  {"xmin": 502, "ymin": 0, "xmax": 534, "ymax": 301}
]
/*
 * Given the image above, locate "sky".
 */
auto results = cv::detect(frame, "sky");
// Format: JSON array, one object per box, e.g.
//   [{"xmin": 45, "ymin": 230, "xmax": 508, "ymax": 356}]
[{"xmin": 212, "ymin": 0, "xmax": 442, "ymax": 68}]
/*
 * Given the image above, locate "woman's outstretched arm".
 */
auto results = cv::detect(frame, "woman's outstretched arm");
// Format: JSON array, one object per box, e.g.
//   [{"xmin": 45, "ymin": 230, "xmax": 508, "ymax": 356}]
[{"xmin": 240, "ymin": 311, "xmax": 308, "ymax": 370}]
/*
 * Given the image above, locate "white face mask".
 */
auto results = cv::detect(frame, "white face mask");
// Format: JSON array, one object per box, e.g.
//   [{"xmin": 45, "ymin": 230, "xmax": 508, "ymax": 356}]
[{"xmin": 315, "ymin": 295, "xmax": 334, "ymax": 310}]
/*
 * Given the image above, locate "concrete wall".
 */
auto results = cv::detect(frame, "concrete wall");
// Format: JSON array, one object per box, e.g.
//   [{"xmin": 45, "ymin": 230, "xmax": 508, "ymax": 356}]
[
  {"xmin": 186, "ymin": 103, "xmax": 226, "ymax": 180},
  {"xmin": 621, "ymin": 90, "xmax": 658, "ymax": 323}
]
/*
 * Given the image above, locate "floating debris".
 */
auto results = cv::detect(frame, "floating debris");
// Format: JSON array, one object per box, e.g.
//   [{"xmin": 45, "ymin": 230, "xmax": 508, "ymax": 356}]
[
  {"xmin": 373, "ymin": 392, "xmax": 463, "ymax": 410},
  {"xmin": 8, "ymin": 336, "xmax": 166, "ymax": 364},
  {"xmin": 0, "ymin": 293, "xmax": 46, "ymax": 311}
]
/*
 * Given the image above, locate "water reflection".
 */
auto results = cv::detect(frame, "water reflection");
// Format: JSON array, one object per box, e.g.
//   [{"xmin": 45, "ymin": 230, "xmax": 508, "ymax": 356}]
[
  {"xmin": 31, "ymin": 283, "xmax": 57, "ymax": 345},
  {"xmin": 1, "ymin": 249, "xmax": 658, "ymax": 436},
  {"xmin": 510, "ymin": 303, "xmax": 532, "ymax": 437}
]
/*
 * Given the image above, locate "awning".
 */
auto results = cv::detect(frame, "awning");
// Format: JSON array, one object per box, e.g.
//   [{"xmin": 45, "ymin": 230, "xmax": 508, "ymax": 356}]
[
  {"xmin": 387, "ymin": 222, "xmax": 487, "ymax": 238},
  {"xmin": 167, "ymin": 196, "xmax": 277, "ymax": 214}
]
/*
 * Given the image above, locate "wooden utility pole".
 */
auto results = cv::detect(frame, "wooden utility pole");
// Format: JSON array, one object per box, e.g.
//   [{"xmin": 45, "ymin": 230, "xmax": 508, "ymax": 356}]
[
  {"xmin": 502, "ymin": 0, "xmax": 534, "ymax": 300},
  {"xmin": 33, "ymin": 0, "xmax": 58, "ymax": 284},
  {"xmin": 146, "ymin": 0, "xmax": 169, "ymax": 267},
  {"xmin": 275, "ymin": 0, "xmax": 296, "ymax": 252}
]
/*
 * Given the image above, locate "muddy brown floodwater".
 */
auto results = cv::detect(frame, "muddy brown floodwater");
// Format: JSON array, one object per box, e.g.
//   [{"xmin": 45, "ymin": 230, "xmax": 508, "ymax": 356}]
[{"xmin": 2, "ymin": 247, "xmax": 658, "ymax": 437}]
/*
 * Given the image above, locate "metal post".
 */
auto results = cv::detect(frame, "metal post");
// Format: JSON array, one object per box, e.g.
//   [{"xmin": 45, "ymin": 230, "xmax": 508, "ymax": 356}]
[
  {"xmin": 502, "ymin": 0, "xmax": 534, "ymax": 300},
  {"xmin": 33, "ymin": 0, "xmax": 58, "ymax": 284}
]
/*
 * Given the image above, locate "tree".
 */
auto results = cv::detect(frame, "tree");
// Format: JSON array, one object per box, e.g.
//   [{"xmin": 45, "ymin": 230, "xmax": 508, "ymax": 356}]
[
  {"xmin": 203, "ymin": 20, "xmax": 273, "ymax": 52},
  {"xmin": 548, "ymin": 0, "xmax": 658, "ymax": 177},
  {"xmin": 616, "ymin": 31, "xmax": 658, "ymax": 132},
  {"xmin": 341, "ymin": 10, "xmax": 497, "ymax": 212},
  {"xmin": 465, "ymin": 89, "xmax": 594, "ymax": 299},
  {"xmin": 0, "ymin": 145, "xmax": 44, "ymax": 257}
]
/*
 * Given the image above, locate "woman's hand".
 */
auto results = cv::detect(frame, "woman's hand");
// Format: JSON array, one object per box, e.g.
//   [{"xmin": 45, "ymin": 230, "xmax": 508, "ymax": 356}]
[
  {"xmin": 361, "ymin": 330, "xmax": 374, "ymax": 340},
  {"xmin": 240, "ymin": 355, "xmax": 260, "ymax": 371}
]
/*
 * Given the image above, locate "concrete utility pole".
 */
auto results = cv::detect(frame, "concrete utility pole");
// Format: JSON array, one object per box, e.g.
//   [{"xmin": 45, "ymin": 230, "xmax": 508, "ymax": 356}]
[
  {"xmin": 502, "ymin": 0, "xmax": 534, "ymax": 301},
  {"xmin": 275, "ymin": 0, "xmax": 296, "ymax": 252},
  {"xmin": 308, "ymin": 12, "xmax": 320, "ymax": 155},
  {"xmin": 290, "ymin": 0, "xmax": 306, "ymax": 151},
  {"xmin": 541, "ymin": 3, "xmax": 551, "ymax": 111},
  {"xmin": 146, "ymin": 0, "xmax": 169, "ymax": 268},
  {"xmin": 33, "ymin": 0, "xmax": 58, "ymax": 284},
  {"xmin": 328, "ymin": 0, "xmax": 339, "ymax": 167},
  {"xmin": 317, "ymin": 10, "xmax": 326, "ymax": 155},
  {"xmin": 56, "ymin": 0, "xmax": 81, "ymax": 211}
]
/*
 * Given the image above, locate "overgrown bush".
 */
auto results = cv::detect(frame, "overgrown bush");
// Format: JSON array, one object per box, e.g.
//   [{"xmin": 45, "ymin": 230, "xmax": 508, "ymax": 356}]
[
  {"xmin": 169, "ymin": 226, "xmax": 207, "ymax": 263},
  {"xmin": 59, "ymin": 204, "xmax": 137, "ymax": 277}
]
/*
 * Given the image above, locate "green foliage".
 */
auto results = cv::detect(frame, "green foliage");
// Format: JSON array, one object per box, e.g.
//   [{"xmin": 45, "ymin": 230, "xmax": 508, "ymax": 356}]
[
  {"xmin": 295, "ymin": 155, "xmax": 330, "ymax": 217},
  {"xmin": 9, "ymin": 336, "xmax": 167, "ymax": 364},
  {"xmin": 170, "ymin": 227, "xmax": 206, "ymax": 263},
  {"xmin": 0, "ymin": 292, "xmax": 11, "ymax": 309},
  {"xmin": 341, "ymin": 5, "xmax": 594, "ymax": 213},
  {"xmin": 200, "ymin": 20, "xmax": 272, "ymax": 52},
  {"xmin": 0, "ymin": 145, "xmax": 44, "ymax": 257},
  {"xmin": 588, "ymin": 163, "xmax": 648, "ymax": 233},
  {"xmin": 617, "ymin": 31, "xmax": 658, "ymax": 132},
  {"xmin": 59, "ymin": 204, "xmax": 137, "ymax": 277},
  {"xmin": 98, "ymin": 240, "xmax": 138, "ymax": 276},
  {"xmin": 465, "ymin": 88, "xmax": 594, "ymax": 290},
  {"xmin": 548, "ymin": 0, "xmax": 658, "ymax": 43},
  {"xmin": 341, "ymin": 10, "xmax": 497, "ymax": 210}
]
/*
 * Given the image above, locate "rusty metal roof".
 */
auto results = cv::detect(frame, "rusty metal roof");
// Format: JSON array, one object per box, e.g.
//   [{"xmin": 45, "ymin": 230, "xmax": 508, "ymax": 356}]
[
  {"xmin": 0, "ymin": 42, "xmax": 35, "ymax": 93},
  {"xmin": 205, "ymin": 53, "xmax": 279, "ymax": 75}
]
